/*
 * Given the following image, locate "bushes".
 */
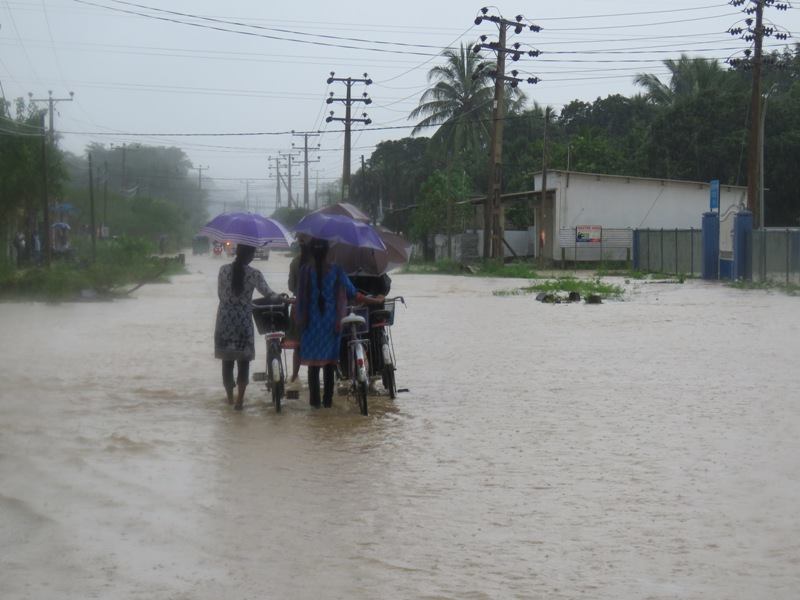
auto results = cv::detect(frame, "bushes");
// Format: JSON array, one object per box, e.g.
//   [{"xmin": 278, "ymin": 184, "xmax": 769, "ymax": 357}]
[{"xmin": 0, "ymin": 236, "xmax": 177, "ymax": 301}]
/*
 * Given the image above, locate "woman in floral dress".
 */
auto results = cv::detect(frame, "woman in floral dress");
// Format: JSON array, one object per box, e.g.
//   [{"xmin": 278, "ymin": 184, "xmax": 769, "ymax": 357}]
[
  {"xmin": 214, "ymin": 244, "xmax": 278, "ymax": 409},
  {"xmin": 295, "ymin": 238, "xmax": 383, "ymax": 408}
]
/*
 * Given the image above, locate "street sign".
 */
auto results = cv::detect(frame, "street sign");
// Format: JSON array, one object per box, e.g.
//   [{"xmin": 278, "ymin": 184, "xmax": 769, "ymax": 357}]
[
  {"xmin": 710, "ymin": 179, "xmax": 720, "ymax": 211},
  {"xmin": 576, "ymin": 225, "xmax": 602, "ymax": 243}
]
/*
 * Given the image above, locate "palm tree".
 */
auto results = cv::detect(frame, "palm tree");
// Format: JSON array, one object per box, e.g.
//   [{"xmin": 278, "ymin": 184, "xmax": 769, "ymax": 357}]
[
  {"xmin": 409, "ymin": 43, "xmax": 525, "ymax": 163},
  {"xmin": 634, "ymin": 55, "xmax": 737, "ymax": 105}
]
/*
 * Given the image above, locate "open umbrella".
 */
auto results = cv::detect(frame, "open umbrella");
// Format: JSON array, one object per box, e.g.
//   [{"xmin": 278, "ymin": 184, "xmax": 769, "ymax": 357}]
[
  {"xmin": 51, "ymin": 222, "xmax": 71, "ymax": 230},
  {"xmin": 313, "ymin": 202, "xmax": 370, "ymax": 223},
  {"xmin": 292, "ymin": 212, "xmax": 385, "ymax": 251},
  {"xmin": 328, "ymin": 226, "xmax": 412, "ymax": 275},
  {"xmin": 199, "ymin": 212, "xmax": 293, "ymax": 248}
]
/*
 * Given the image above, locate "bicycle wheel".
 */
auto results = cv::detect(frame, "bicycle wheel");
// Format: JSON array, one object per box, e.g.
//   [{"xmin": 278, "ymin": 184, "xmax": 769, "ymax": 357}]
[
  {"xmin": 382, "ymin": 365, "xmax": 397, "ymax": 400},
  {"xmin": 356, "ymin": 379, "xmax": 369, "ymax": 416},
  {"xmin": 268, "ymin": 343, "xmax": 283, "ymax": 413}
]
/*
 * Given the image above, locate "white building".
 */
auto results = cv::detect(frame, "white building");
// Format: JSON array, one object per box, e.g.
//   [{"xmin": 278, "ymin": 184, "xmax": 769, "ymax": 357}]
[{"xmin": 528, "ymin": 171, "xmax": 747, "ymax": 261}]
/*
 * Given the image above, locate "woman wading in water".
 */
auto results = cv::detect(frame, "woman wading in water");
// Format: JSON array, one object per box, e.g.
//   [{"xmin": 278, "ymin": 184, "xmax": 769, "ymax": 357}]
[
  {"xmin": 214, "ymin": 244, "xmax": 279, "ymax": 410},
  {"xmin": 295, "ymin": 238, "xmax": 383, "ymax": 408}
]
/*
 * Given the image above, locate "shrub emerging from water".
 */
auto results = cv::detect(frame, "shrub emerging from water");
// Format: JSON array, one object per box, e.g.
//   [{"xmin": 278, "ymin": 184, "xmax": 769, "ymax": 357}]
[
  {"xmin": 493, "ymin": 276, "xmax": 624, "ymax": 299},
  {"xmin": 0, "ymin": 236, "xmax": 183, "ymax": 301}
]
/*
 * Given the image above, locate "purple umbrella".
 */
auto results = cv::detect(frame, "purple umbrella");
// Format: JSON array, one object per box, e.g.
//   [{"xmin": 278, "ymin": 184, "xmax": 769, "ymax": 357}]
[
  {"xmin": 199, "ymin": 212, "xmax": 293, "ymax": 249},
  {"xmin": 313, "ymin": 202, "xmax": 370, "ymax": 223},
  {"xmin": 292, "ymin": 213, "xmax": 386, "ymax": 251}
]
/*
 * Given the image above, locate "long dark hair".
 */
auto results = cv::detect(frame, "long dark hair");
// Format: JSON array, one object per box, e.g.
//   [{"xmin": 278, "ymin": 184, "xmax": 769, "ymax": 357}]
[
  {"xmin": 309, "ymin": 238, "xmax": 329, "ymax": 312},
  {"xmin": 232, "ymin": 244, "xmax": 256, "ymax": 295}
]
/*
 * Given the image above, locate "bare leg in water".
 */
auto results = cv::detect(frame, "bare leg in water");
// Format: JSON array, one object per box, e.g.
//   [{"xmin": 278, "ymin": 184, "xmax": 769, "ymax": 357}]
[
  {"xmin": 234, "ymin": 382, "xmax": 246, "ymax": 410},
  {"xmin": 290, "ymin": 348, "xmax": 301, "ymax": 383},
  {"xmin": 233, "ymin": 360, "xmax": 250, "ymax": 411}
]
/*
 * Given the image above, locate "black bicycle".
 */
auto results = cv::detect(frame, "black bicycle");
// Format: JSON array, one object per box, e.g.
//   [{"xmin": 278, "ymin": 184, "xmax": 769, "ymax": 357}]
[
  {"xmin": 367, "ymin": 296, "xmax": 405, "ymax": 399},
  {"xmin": 252, "ymin": 298, "xmax": 290, "ymax": 412}
]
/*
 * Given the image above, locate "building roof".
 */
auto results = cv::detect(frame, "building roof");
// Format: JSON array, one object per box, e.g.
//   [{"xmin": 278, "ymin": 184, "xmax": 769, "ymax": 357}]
[{"xmin": 531, "ymin": 170, "xmax": 747, "ymax": 190}]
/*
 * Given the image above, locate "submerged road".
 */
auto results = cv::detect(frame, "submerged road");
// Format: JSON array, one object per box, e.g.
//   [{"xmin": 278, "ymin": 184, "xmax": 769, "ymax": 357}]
[{"xmin": 1, "ymin": 252, "xmax": 799, "ymax": 599}]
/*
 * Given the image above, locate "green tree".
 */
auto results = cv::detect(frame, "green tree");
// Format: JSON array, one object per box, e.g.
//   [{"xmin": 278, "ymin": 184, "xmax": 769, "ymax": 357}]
[
  {"xmin": 409, "ymin": 44, "xmax": 525, "ymax": 167},
  {"xmin": 0, "ymin": 98, "xmax": 67, "ymax": 262},
  {"xmin": 634, "ymin": 55, "xmax": 738, "ymax": 106},
  {"xmin": 410, "ymin": 169, "xmax": 470, "ymax": 259}
]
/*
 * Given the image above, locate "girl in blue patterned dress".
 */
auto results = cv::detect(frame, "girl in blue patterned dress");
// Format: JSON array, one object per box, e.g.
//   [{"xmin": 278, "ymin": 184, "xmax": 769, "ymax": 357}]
[
  {"xmin": 295, "ymin": 238, "xmax": 384, "ymax": 408},
  {"xmin": 214, "ymin": 244, "xmax": 278, "ymax": 410}
]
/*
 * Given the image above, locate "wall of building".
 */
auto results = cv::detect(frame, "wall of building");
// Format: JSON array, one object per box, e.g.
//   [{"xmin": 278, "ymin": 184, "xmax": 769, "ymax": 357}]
[{"xmin": 530, "ymin": 172, "xmax": 747, "ymax": 258}]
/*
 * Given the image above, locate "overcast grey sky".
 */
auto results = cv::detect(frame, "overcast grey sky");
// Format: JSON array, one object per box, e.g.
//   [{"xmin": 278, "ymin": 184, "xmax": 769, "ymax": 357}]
[{"xmin": 1, "ymin": 0, "xmax": 798, "ymax": 209}]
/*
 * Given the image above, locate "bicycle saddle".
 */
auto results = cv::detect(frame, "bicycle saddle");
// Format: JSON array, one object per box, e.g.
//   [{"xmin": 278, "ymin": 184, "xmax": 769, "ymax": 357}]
[{"xmin": 341, "ymin": 312, "xmax": 366, "ymax": 327}]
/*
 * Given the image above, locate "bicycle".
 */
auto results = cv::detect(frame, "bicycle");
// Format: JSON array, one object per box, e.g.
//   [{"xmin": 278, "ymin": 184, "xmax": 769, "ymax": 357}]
[
  {"xmin": 340, "ymin": 306, "xmax": 371, "ymax": 416},
  {"xmin": 252, "ymin": 298, "xmax": 290, "ymax": 412},
  {"xmin": 367, "ymin": 296, "xmax": 405, "ymax": 400}
]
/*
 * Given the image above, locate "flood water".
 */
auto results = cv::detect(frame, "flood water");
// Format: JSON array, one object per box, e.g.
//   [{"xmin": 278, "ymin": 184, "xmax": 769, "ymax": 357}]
[{"xmin": 1, "ymin": 252, "xmax": 799, "ymax": 599}]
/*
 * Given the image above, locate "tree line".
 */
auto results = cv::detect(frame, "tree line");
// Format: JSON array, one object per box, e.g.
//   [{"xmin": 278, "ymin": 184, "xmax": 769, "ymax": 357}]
[
  {"xmin": 348, "ymin": 44, "xmax": 800, "ymax": 249},
  {"xmin": 1, "ymin": 98, "xmax": 208, "ymax": 265}
]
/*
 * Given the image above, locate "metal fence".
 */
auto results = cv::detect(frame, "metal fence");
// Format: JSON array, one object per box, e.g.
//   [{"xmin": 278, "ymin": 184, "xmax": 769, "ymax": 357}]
[
  {"xmin": 749, "ymin": 228, "xmax": 800, "ymax": 285},
  {"xmin": 634, "ymin": 228, "xmax": 703, "ymax": 276},
  {"xmin": 558, "ymin": 228, "xmax": 633, "ymax": 262}
]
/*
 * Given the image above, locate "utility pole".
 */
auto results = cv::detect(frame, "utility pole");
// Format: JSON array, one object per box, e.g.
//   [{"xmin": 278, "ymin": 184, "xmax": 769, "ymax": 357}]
[
  {"xmin": 279, "ymin": 151, "xmax": 301, "ymax": 208},
  {"xmin": 361, "ymin": 154, "xmax": 368, "ymax": 218},
  {"xmin": 268, "ymin": 155, "xmax": 283, "ymax": 209},
  {"xmin": 40, "ymin": 111, "xmax": 50, "ymax": 267},
  {"xmin": 747, "ymin": 0, "xmax": 764, "ymax": 227},
  {"xmin": 188, "ymin": 165, "xmax": 208, "ymax": 222},
  {"xmin": 541, "ymin": 106, "xmax": 549, "ymax": 232},
  {"xmin": 292, "ymin": 131, "xmax": 321, "ymax": 209},
  {"xmin": 191, "ymin": 164, "xmax": 209, "ymax": 190},
  {"xmin": 728, "ymin": 0, "xmax": 791, "ymax": 227},
  {"xmin": 315, "ymin": 173, "xmax": 320, "ymax": 209},
  {"xmin": 325, "ymin": 72, "xmax": 372, "ymax": 202},
  {"xmin": 102, "ymin": 160, "xmax": 108, "ymax": 238},
  {"xmin": 28, "ymin": 90, "xmax": 73, "ymax": 145},
  {"xmin": 88, "ymin": 152, "xmax": 96, "ymax": 262},
  {"xmin": 473, "ymin": 10, "xmax": 541, "ymax": 259}
]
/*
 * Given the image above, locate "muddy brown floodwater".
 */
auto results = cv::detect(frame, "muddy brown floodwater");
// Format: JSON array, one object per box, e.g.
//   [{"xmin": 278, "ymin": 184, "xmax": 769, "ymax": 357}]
[{"xmin": 1, "ymin": 251, "xmax": 799, "ymax": 599}]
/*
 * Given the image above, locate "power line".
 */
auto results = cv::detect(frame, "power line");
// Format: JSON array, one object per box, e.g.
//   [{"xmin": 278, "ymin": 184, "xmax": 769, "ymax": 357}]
[
  {"xmin": 71, "ymin": 0, "xmax": 436, "ymax": 57},
  {"xmin": 107, "ymin": 0, "xmax": 455, "ymax": 50}
]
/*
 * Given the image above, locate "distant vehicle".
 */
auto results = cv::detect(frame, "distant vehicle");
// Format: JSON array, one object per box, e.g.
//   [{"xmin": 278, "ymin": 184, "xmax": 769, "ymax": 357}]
[
  {"xmin": 255, "ymin": 245, "xmax": 270, "ymax": 260},
  {"xmin": 223, "ymin": 240, "xmax": 235, "ymax": 256},
  {"xmin": 212, "ymin": 242, "xmax": 224, "ymax": 257},
  {"xmin": 192, "ymin": 235, "xmax": 210, "ymax": 255}
]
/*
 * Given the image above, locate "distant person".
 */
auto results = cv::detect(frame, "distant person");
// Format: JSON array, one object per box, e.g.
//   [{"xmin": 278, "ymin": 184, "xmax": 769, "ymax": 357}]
[
  {"xmin": 295, "ymin": 238, "xmax": 383, "ymax": 408},
  {"xmin": 285, "ymin": 239, "xmax": 310, "ymax": 387},
  {"xmin": 214, "ymin": 244, "xmax": 280, "ymax": 410},
  {"xmin": 32, "ymin": 232, "xmax": 41, "ymax": 265}
]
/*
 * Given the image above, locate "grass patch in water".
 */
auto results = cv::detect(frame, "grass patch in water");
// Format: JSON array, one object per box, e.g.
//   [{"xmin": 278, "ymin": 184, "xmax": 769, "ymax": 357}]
[
  {"xmin": 493, "ymin": 276, "xmax": 624, "ymax": 298},
  {"xmin": 728, "ymin": 279, "xmax": 800, "ymax": 296},
  {"xmin": 0, "ymin": 237, "xmax": 186, "ymax": 301},
  {"xmin": 403, "ymin": 258, "xmax": 538, "ymax": 279}
]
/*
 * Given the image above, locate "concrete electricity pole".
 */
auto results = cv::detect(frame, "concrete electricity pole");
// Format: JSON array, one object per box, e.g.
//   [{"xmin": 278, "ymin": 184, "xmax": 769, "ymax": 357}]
[
  {"xmin": 325, "ymin": 72, "xmax": 372, "ymax": 202},
  {"xmin": 728, "ymin": 0, "xmax": 792, "ymax": 228},
  {"xmin": 279, "ymin": 151, "xmax": 301, "ymax": 208},
  {"xmin": 191, "ymin": 164, "xmax": 209, "ymax": 190},
  {"xmin": 292, "ymin": 131, "xmax": 321, "ymax": 209},
  {"xmin": 473, "ymin": 10, "xmax": 541, "ymax": 259},
  {"xmin": 28, "ymin": 90, "xmax": 73, "ymax": 145},
  {"xmin": 268, "ymin": 155, "xmax": 283, "ymax": 209}
]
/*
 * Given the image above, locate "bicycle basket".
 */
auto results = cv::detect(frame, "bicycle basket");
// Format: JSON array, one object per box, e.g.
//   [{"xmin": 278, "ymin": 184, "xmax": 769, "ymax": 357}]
[
  {"xmin": 370, "ymin": 300, "xmax": 396, "ymax": 327},
  {"xmin": 252, "ymin": 302, "xmax": 289, "ymax": 335}
]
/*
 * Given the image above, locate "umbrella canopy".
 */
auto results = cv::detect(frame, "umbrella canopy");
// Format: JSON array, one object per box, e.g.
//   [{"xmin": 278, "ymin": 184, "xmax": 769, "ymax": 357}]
[
  {"xmin": 313, "ymin": 202, "xmax": 370, "ymax": 223},
  {"xmin": 329, "ymin": 226, "xmax": 412, "ymax": 275},
  {"xmin": 292, "ymin": 212, "xmax": 386, "ymax": 251},
  {"xmin": 51, "ymin": 222, "xmax": 71, "ymax": 230},
  {"xmin": 199, "ymin": 212, "xmax": 293, "ymax": 248}
]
